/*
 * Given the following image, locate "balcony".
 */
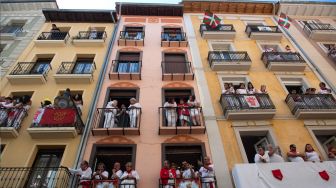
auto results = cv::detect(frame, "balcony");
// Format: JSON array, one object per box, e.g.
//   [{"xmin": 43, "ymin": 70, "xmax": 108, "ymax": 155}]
[
  {"xmin": 261, "ymin": 52, "xmax": 306, "ymax": 72},
  {"xmin": 34, "ymin": 32, "xmax": 70, "ymax": 46},
  {"xmin": 220, "ymin": 94, "xmax": 276, "ymax": 120},
  {"xmin": 109, "ymin": 60, "xmax": 142, "ymax": 80},
  {"xmin": 158, "ymin": 107, "xmax": 205, "ymax": 135},
  {"xmin": 0, "ymin": 25, "xmax": 25, "ymax": 39},
  {"xmin": 159, "ymin": 177, "xmax": 217, "ymax": 188},
  {"xmin": 76, "ymin": 179, "xmax": 137, "ymax": 188},
  {"xmin": 208, "ymin": 51, "xmax": 252, "ymax": 71},
  {"xmin": 54, "ymin": 61, "xmax": 96, "ymax": 83},
  {"xmin": 161, "ymin": 32, "xmax": 188, "ymax": 47},
  {"xmin": 0, "ymin": 166, "xmax": 71, "ymax": 188},
  {"xmin": 245, "ymin": 25, "xmax": 282, "ymax": 41},
  {"xmin": 232, "ymin": 162, "xmax": 336, "ymax": 188},
  {"xmin": 0, "ymin": 108, "xmax": 27, "ymax": 138},
  {"xmin": 27, "ymin": 100, "xmax": 84, "ymax": 138},
  {"xmin": 200, "ymin": 24, "xmax": 236, "ymax": 40},
  {"xmin": 91, "ymin": 108, "xmax": 141, "ymax": 136},
  {"xmin": 285, "ymin": 94, "xmax": 336, "ymax": 119},
  {"xmin": 118, "ymin": 31, "xmax": 145, "ymax": 46},
  {"xmin": 6, "ymin": 62, "xmax": 52, "ymax": 84},
  {"xmin": 161, "ymin": 61, "xmax": 194, "ymax": 81},
  {"xmin": 303, "ymin": 23, "xmax": 336, "ymax": 41},
  {"xmin": 72, "ymin": 31, "xmax": 107, "ymax": 46}
]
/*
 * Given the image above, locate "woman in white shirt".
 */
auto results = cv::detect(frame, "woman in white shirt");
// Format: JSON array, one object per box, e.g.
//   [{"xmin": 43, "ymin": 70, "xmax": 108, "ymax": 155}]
[
  {"xmin": 163, "ymin": 98, "xmax": 177, "ymax": 127},
  {"xmin": 187, "ymin": 95, "xmax": 201, "ymax": 126},
  {"xmin": 128, "ymin": 98, "xmax": 141, "ymax": 128},
  {"xmin": 222, "ymin": 83, "xmax": 234, "ymax": 94},
  {"xmin": 120, "ymin": 162, "xmax": 140, "ymax": 188},
  {"xmin": 247, "ymin": 82, "xmax": 257, "ymax": 94},
  {"xmin": 93, "ymin": 163, "xmax": 109, "ymax": 188},
  {"xmin": 103, "ymin": 100, "xmax": 118, "ymax": 128},
  {"xmin": 236, "ymin": 83, "xmax": 247, "ymax": 94},
  {"xmin": 305, "ymin": 144, "xmax": 322, "ymax": 162}
]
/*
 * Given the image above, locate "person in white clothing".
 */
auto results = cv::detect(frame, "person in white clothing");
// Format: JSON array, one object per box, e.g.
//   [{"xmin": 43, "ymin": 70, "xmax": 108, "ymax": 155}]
[
  {"xmin": 318, "ymin": 82, "xmax": 332, "ymax": 94},
  {"xmin": 128, "ymin": 98, "xmax": 141, "ymax": 128},
  {"xmin": 328, "ymin": 146, "xmax": 336, "ymax": 160},
  {"xmin": 103, "ymin": 100, "xmax": 118, "ymax": 128},
  {"xmin": 199, "ymin": 157, "xmax": 215, "ymax": 188},
  {"xmin": 164, "ymin": 98, "xmax": 177, "ymax": 127},
  {"xmin": 109, "ymin": 162, "xmax": 123, "ymax": 188},
  {"xmin": 305, "ymin": 144, "xmax": 322, "ymax": 162},
  {"xmin": 267, "ymin": 144, "xmax": 284, "ymax": 163},
  {"xmin": 258, "ymin": 85, "xmax": 268, "ymax": 94},
  {"xmin": 236, "ymin": 83, "xmax": 247, "ymax": 94},
  {"xmin": 93, "ymin": 163, "xmax": 109, "ymax": 188},
  {"xmin": 247, "ymin": 82, "xmax": 257, "ymax": 94},
  {"xmin": 222, "ymin": 83, "xmax": 234, "ymax": 94},
  {"xmin": 68, "ymin": 160, "xmax": 92, "ymax": 188},
  {"xmin": 187, "ymin": 95, "xmax": 201, "ymax": 126},
  {"xmin": 120, "ymin": 162, "xmax": 140, "ymax": 188},
  {"xmin": 287, "ymin": 144, "xmax": 305, "ymax": 162},
  {"xmin": 179, "ymin": 162, "xmax": 198, "ymax": 188},
  {"xmin": 254, "ymin": 146, "xmax": 270, "ymax": 163}
]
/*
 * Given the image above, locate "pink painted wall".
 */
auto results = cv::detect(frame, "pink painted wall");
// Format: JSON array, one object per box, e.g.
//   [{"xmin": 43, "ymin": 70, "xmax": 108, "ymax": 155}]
[{"xmin": 83, "ymin": 16, "xmax": 211, "ymax": 188}]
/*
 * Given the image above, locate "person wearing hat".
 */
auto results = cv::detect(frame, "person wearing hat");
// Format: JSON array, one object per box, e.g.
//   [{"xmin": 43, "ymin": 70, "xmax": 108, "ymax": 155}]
[
  {"xmin": 128, "ymin": 98, "xmax": 141, "ymax": 128},
  {"xmin": 287, "ymin": 144, "xmax": 305, "ymax": 162}
]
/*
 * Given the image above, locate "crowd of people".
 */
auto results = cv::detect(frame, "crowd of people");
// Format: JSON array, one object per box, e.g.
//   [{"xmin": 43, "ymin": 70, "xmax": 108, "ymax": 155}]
[
  {"xmin": 103, "ymin": 98, "xmax": 141, "ymax": 128},
  {"xmin": 163, "ymin": 95, "xmax": 201, "ymax": 127},
  {"xmin": 255, "ymin": 144, "xmax": 336, "ymax": 163},
  {"xmin": 160, "ymin": 157, "xmax": 215, "ymax": 188},
  {"xmin": 0, "ymin": 95, "xmax": 31, "ymax": 128},
  {"xmin": 69, "ymin": 161, "xmax": 139, "ymax": 188},
  {"xmin": 222, "ymin": 82, "xmax": 268, "ymax": 95}
]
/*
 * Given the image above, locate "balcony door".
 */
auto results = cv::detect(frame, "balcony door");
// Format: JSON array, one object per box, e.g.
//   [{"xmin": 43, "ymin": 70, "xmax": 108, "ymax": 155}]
[
  {"xmin": 124, "ymin": 27, "xmax": 143, "ymax": 40},
  {"xmin": 26, "ymin": 149, "xmax": 64, "ymax": 187},
  {"xmin": 164, "ymin": 53, "xmax": 188, "ymax": 74},
  {"xmin": 73, "ymin": 58, "xmax": 94, "ymax": 74},
  {"xmin": 117, "ymin": 52, "xmax": 140, "ymax": 73},
  {"xmin": 30, "ymin": 58, "xmax": 52, "ymax": 74}
]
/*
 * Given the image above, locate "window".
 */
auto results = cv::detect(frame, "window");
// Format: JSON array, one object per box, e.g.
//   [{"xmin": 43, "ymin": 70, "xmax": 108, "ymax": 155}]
[
  {"xmin": 0, "ymin": 144, "xmax": 5, "ymax": 156},
  {"xmin": 162, "ymin": 144, "xmax": 205, "ymax": 169},
  {"xmin": 258, "ymin": 43, "xmax": 283, "ymax": 52},
  {"xmin": 31, "ymin": 58, "xmax": 52, "ymax": 74},
  {"xmin": 0, "ymin": 20, "xmax": 25, "ymax": 34},
  {"xmin": 234, "ymin": 128, "xmax": 279, "ymax": 163},
  {"xmin": 27, "ymin": 149, "xmax": 64, "ymax": 187},
  {"xmin": 106, "ymin": 89, "xmax": 138, "ymax": 108},
  {"xmin": 313, "ymin": 129, "xmax": 336, "ymax": 158},
  {"xmin": 163, "ymin": 53, "xmax": 189, "ymax": 74},
  {"xmin": 277, "ymin": 76, "xmax": 310, "ymax": 94},
  {"xmin": 116, "ymin": 52, "xmax": 140, "ymax": 73},
  {"xmin": 244, "ymin": 20, "xmax": 266, "ymax": 26},
  {"xmin": 124, "ymin": 26, "xmax": 143, "ymax": 40},
  {"xmin": 0, "ymin": 44, "xmax": 6, "ymax": 54},
  {"xmin": 162, "ymin": 27, "xmax": 184, "ymax": 41},
  {"xmin": 163, "ymin": 89, "xmax": 193, "ymax": 104},
  {"xmin": 209, "ymin": 42, "xmax": 235, "ymax": 51},
  {"xmin": 218, "ymin": 76, "xmax": 249, "ymax": 91},
  {"xmin": 298, "ymin": 20, "xmax": 319, "ymax": 28},
  {"xmin": 73, "ymin": 57, "xmax": 95, "ymax": 74},
  {"xmin": 90, "ymin": 145, "xmax": 136, "ymax": 172},
  {"xmin": 318, "ymin": 42, "xmax": 336, "ymax": 53}
]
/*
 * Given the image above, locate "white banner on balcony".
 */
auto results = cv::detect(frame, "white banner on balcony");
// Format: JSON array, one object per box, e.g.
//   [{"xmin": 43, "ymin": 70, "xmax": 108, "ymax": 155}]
[
  {"xmin": 244, "ymin": 96, "xmax": 260, "ymax": 108},
  {"xmin": 232, "ymin": 161, "xmax": 336, "ymax": 188}
]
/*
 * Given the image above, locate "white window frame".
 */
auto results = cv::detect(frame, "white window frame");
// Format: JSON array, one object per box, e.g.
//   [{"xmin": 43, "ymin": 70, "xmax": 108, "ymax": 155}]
[
  {"xmin": 233, "ymin": 126, "xmax": 280, "ymax": 163},
  {"xmin": 208, "ymin": 41, "xmax": 236, "ymax": 51},
  {"xmin": 218, "ymin": 75, "xmax": 250, "ymax": 91},
  {"xmin": 306, "ymin": 125, "xmax": 336, "ymax": 160},
  {"xmin": 276, "ymin": 75, "xmax": 311, "ymax": 94},
  {"xmin": 317, "ymin": 42, "xmax": 336, "ymax": 54},
  {"xmin": 297, "ymin": 20, "xmax": 319, "ymax": 29},
  {"xmin": 256, "ymin": 42, "xmax": 284, "ymax": 53},
  {"xmin": 243, "ymin": 20, "xmax": 267, "ymax": 26}
]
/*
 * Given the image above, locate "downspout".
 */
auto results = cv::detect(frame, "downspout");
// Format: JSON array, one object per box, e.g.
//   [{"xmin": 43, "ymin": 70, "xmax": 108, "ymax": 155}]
[
  {"xmin": 69, "ymin": 14, "xmax": 120, "ymax": 187},
  {"xmin": 272, "ymin": 16, "xmax": 336, "ymax": 93}
]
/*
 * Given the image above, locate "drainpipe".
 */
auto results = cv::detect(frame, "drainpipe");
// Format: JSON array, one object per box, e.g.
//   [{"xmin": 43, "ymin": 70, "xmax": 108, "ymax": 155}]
[
  {"xmin": 69, "ymin": 16, "xmax": 120, "ymax": 187},
  {"xmin": 271, "ymin": 16, "xmax": 336, "ymax": 93}
]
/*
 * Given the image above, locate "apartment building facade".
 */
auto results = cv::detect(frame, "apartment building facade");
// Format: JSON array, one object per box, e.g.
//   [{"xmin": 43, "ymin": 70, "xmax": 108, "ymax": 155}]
[
  {"xmin": 0, "ymin": 0, "xmax": 58, "ymax": 78},
  {"xmin": 0, "ymin": 9, "xmax": 117, "ymax": 187}
]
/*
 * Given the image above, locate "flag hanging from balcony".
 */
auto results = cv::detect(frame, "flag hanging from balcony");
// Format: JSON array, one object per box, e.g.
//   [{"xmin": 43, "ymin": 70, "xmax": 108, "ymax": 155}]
[
  {"xmin": 278, "ymin": 12, "xmax": 292, "ymax": 29},
  {"xmin": 39, "ymin": 108, "xmax": 76, "ymax": 125},
  {"xmin": 203, "ymin": 12, "xmax": 221, "ymax": 28},
  {"xmin": 244, "ymin": 96, "xmax": 260, "ymax": 108}
]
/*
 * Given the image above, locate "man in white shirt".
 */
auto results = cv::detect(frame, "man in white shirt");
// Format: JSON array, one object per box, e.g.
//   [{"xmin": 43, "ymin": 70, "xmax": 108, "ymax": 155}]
[
  {"xmin": 254, "ymin": 146, "xmax": 270, "ymax": 163},
  {"xmin": 287, "ymin": 144, "xmax": 305, "ymax": 162},
  {"xmin": 128, "ymin": 98, "xmax": 141, "ymax": 128},
  {"xmin": 199, "ymin": 156, "xmax": 215, "ymax": 188},
  {"xmin": 267, "ymin": 144, "xmax": 284, "ymax": 163},
  {"xmin": 68, "ymin": 160, "xmax": 92, "ymax": 188}
]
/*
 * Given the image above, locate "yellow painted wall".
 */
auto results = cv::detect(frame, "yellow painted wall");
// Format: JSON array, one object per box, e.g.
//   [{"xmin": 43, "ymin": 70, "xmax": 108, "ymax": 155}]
[
  {"xmin": 190, "ymin": 15, "xmax": 323, "ymax": 170},
  {"xmin": 0, "ymin": 22, "xmax": 114, "ymax": 167}
]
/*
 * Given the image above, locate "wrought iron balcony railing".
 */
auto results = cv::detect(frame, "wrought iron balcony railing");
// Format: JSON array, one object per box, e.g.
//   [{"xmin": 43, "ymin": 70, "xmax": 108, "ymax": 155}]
[
  {"xmin": 159, "ymin": 177, "xmax": 217, "ymax": 188},
  {"xmin": 73, "ymin": 31, "xmax": 107, "ymax": 40},
  {"xmin": 208, "ymin": 51, "xmax": 251, "ymax": 66},
  {"xmin": 91, "ymin": 107, "xmax": 141, "ymax": 135},
  {"xmin": 9, "ymin": 62, "xmax": 52, "ymax": 79},
  {"xmin": 261, "ymin": 52, "xmax": 305, "ymax": 66},
  {"xmin": 285, "ymin": 94, "xmax": 336, "ymax": 113},
  {"xmin": 110, "ymin": 60, "xmax": 142, "ymax": 80},
  {"xmin": 56, "ymin": 61, "xmax": 96, "ymax": 75},
  {"xmin": 0, "ymin": 25, "xmax": 23, "ymax": 34},
  {"xmin": 161, "ymin": 61, "xmax": 194, "ymax": 80},
  {"xmin": 74, "ymin": 179, "xmax": 137, "ymax": 188},
  {"xmin": 119, "ymin": 31, "xmax": 145, "ymax": 40},
  {"xmin": 161, "ymin": 31, "xmax": 187, "ymax": 41},
  {"xmin": 200, "ymin": 24, "xmax": 235, "ymax": 34},
  {"xmin": 0, "ymin": 166, "xmax": 71, "ymax": 188},
  {"xmin": 0, "ymin": 107, "xmax": 27, "ymax": 130},
  {"xmin": 36, "ymin": 32, "xmax": 70, "ymax": 41},
  {"xmin": 245, "ymin": 25, "xmax": 281, "ymax": 37},
  {"xmin": 303, "ymin": 23, "xmax": 336, "ymax": 31}
]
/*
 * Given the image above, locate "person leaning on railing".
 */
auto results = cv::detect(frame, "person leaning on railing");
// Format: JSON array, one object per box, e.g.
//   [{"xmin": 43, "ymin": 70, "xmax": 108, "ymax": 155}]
[
  {"xmin": 120, "ymin": 162, "xmax": 140, "ymax": 188},
  {"xmin": 109, "ymin": 162, "xmax": 123, "ymax": 188},
  {"xmin": 318, "ymin": 82, "xmax": 332, "ymax": 94},
  {"xmin": 160, "ymin": 160, "xmax": 177, "ymax": 188},
  {"xmin": 92, "ymin": 163, "xmax": 109, "ymax": 188},
  {"xmin": 199, "ymin": 156, "xmax": 215, "ymax": 188},
  {"xmin": 128, "ymin": 98, "xmax": 141, "ymax": 128},
  {"xmin": 187, "ymin": 95, "xmax": 201, "ymax": 126},
  {"xmin": 179, "ymin": 161, "xmax": 199, "ymax": 188},
  {"xmin": 68, "ymin": 160, "xmax": 92, "ymax": 188},
  {"xmin": 164, "ymin": 98, "xmax": 178, "ymax": 127}
]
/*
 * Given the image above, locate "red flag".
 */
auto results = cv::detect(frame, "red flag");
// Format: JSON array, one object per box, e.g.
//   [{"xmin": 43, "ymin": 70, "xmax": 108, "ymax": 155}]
[
  {"xmin": 278, "ymin": 12, "xmax": 292, "ymax": 29},
  {"xmin": 319, "ymin": 170, "xmax": 329, "ymax": 181},
  {"xmin": 39, "ymin": 108, "xmax": 76, "ymax": 125},
  {"xmin": 203, "ymin": 12, "xmax": 221, "ymax": 28},
  {"xmin": 272, "ymin": 169, "xmax": 283, "ymax": 181}
]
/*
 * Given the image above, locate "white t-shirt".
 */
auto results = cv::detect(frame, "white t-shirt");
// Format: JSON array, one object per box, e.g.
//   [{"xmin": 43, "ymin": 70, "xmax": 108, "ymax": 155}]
[
  {"xmin": 120, "ymin": 170, "xmax": 140, "ymax": 181},
  {"xmin": 306, "ymin": 151, "xmax": 320, "ymax": 162},
  {"xmin": 254, "ymin": 151, "xmax": 270, "ymax": 163},
  {"xmin": 288, "ymin": 152, "xmax": 305, "ymax": 162},
  {"xmin": 236, "ymin": 89, "xmax": 247, "ymax": 94},
  {"xmin": 269, "ymin": 153, "xmax": 285, "ymax": 163},
  {"xmin": 94, "ymin": 170, "xmax": 109, "ymax": 180},
  {"xmin": 69, "ymin": 167, "xmax": 92, "ymax": 182}
]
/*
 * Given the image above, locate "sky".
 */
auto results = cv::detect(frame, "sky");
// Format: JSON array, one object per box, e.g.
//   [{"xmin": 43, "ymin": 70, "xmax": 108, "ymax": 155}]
[{"xmin": 56, "ymin": 0, "xmax": 336, "ymax": 10}]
